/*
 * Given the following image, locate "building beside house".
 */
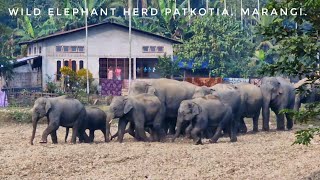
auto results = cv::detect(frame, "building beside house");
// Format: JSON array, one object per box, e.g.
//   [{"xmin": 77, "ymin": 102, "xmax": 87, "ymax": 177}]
[
  {"xmin": 1, "ymin": 55, "xmax": 42, "ymax": 92},
  {"xmin": 19, "ymin": 21, "xmax": 181, "ymax": 90}
]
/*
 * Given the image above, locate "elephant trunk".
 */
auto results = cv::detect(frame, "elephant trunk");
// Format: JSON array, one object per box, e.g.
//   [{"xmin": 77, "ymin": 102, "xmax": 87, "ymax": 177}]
[
  {"xmin": 30, "ymin": 114, "xmax": 39, "ymax": 145},
  {"xmin": 106, "ymin": 111, "xmax": 115, "ymax": 141},
  {"xmin": 172, "ymin": 115, "xmax": 183, "ymax": 142},
  {"xmin": 294, "ymin": 94, "xmax": 301, "ymax": 111},
  {"xmin": 262, "ymin": 98, "xmax": 270, "ymax": 131}
]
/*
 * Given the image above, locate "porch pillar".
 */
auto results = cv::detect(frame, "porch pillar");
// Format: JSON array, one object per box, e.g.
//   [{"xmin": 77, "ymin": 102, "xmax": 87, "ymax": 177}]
[{"xmin": 133, "ymin": 57, "xmax": 137, "ymax": 80}]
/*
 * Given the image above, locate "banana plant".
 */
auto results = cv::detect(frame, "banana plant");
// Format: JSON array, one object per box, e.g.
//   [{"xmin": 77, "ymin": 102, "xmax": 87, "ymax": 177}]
[{"xmin": 37, "ymin": 16, "xmax": 59, "ymax": 37}]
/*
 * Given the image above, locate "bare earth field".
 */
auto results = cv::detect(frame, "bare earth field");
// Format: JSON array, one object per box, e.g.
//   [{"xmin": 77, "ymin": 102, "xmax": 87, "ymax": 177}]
[{"xmin": 0, "ymin": 119, "xmax": 320, "ymax": 179}]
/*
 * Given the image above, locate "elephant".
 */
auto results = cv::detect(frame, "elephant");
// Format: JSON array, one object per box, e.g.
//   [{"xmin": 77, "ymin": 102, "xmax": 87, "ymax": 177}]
[
  {"xmin": 191, "ymin": 83, "xmax": 262, "ymax": 133},
  {"xmin": 260, "ymin": 77, "xmax": 295, "ymax": 131},
  {"xmin": 65, "ymin": 107, "xmax": 111, "ymax": 143},
  {"xmin": 209, "ymin": 84, "xmax": 244, "ymax": 134},
  {"xmin": 172, "ymin": 96, "xmax": 236, "ymax": 145},
  {"xmin": 294, "ymin": 78, "xmax": 320, "ymax": 111},
  {"xmin": 30, "ymin": 95, "xmax": 87, "ymax": 145},
  {"xmin": 234, "ymin": 83, "xmax": 263, "ymax": 133},
  {"xmin": 108, "ymin": 94, "xmax": 165, "ymax": 143},
  {"xmin": 129, "ymin": 78, "xmax": 201, "ymax": 134}
]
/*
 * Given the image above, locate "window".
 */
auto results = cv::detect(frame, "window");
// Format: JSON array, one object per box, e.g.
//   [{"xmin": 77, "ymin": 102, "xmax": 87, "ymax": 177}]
[
  {"xmin": 150, "ymin": 46, "xmax": 156, "ymax": 52},
  {"xmin": 56, "ymin": 46, "xmax": 62, "ymax": 52},
  {"xmin": 71, "ymin": 46, "xmax": 77, "ymax": 52},
  {"xmin": 78, "ymin": 46, "xmax": 84, "ymax": 52},
  {"xmin": 39, "ymin": 46, "xmax": 42, "ymax": 54},
  {"xmin": 63, "ymin": 46, "xmax": 69, "ymax": 52},
  {"xmin": 142, "ymin": 46, "xmax": 149, "ymax": 52},
  {"xmin": 57, "ymin": 61, "xmax": 61, "ymax": 80},
  {"xmin": 34, "ymin": 47, "xmax": 37, "ymax": 54},
  {"xmin": 157, "ymin": 46, "xmax": 164, "ymax": 52},
  {"xmin": 136, "ymin": 58, "xmax": 160, "ymax": 78},
  {"xmin": 79, "ymin": 60, "xmax": 84, "ymax": 69},
  {"xmin": 72, "ymin": 60, "xmax": 77, "ymax": 71},
  {"xmin": 142, "ymin": 46, "xmax": 164, "ymax": 53},
  {"xmin": 28, "ymin": 47, "xmax": 32, "ymax": 55},
  {"xmin": 64, "ymin": 60, "xmax": 69, "ymax": 67}
]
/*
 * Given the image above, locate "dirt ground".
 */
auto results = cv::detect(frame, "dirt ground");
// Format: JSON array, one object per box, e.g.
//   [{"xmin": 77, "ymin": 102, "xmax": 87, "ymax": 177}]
[{"xmin": 1, "ymin": 119, "xmax": 320, "ymax": 180}]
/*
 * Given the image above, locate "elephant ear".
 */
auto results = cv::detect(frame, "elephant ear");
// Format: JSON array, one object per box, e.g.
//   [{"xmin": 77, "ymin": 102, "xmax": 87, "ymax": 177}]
[
  {"xmin": 124, "ymin": 99, "xmax": 133, "ymax": 114},
  {"xmin": 147, "ymin": 85, "xmax": 156, "ymax": 95},
  {"xmin": 191, "ymin": 102, "xmax": 202, "ymax": 116},
  {"xmin": 278, "ymin": 87, "xmax": 284, "ymax": 95},
  {"xmin": 45, "ymin": 99, "xmax": 52, "ymax": 114},
  {"xmin": 272, "ymin": 82, "xmax": 283, "ymax": 95}
]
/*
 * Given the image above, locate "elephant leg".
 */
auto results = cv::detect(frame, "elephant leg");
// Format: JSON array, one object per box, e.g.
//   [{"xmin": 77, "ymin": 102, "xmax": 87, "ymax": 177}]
[
  {"xmin": 110, "ymin": 132, "xmax": 118, "ymax": 140},
  {"xmin": 80, "ymin": 131, "xmax": 90, "ymax": 143},
  {"xmin": 71, "ymin": 122, "xmax": 80, "ymax": 144},
  {"xmin": 74, "ymin": 110, "xmax": 87, "ymax": 143},
  {"xmin": 167, "ymin": 118, "xmax": 176, "ymax": 135},
  {"xmin": 162, "ymin": 121, "xmax": 169, "ymax": 135},
  {"xmin": 286, "ymin": 113, "xmax": 293, "ymax": 130},
  {"xmin": 230, "ymin": 119, "xmax": 238, "ymax": 142},
  {"xmin": 134, "ymin": 130, "xmax": 141, "ymax": 141},
  {"xmin": 153, "ymin": 112, "xmax": 165, "ymax": 142},
  {"xmin": 275, "ymin": 110, "xmax": 285, "ymax": 131},
  {"xmin": 238, "ymin": 117, "xmax": 248, "ymax": 134},
  {"xmin": 252, "ymin": 114, "xmax": 259, "ymax": 132},
  {"xmin": 191, "ymin": 120, "xmax": 206, "ymax": 145},
  {"xmin": 105, "ymin": 122, "xmax": 111, "ymax": 142},
  {"xmin": 101, "ymin": 128, "xmax": 108, "ymax": 142},
  {"xmin": 210, "ymin": 126, "xmax": 223, "ymax": 143},
  {"xmin": 41, "ymin": 119, "xmax": 59, "ymax": 144},
  {"xmin": 111, "ymin": 127, "xmax": 134, "ymax": 141},
  {"xmin": 172, "ymin": 119, "xmax": 182, "ymax": 142},
  {"xmin": 50, "ymin": 130, "xmax": 58, "ymax": 144},
  {"xmin": 65, "ymin": 127, "xmax": 69, "ymax": 142},
  {"xmin": 204, "ymin": 127, "xmax": 214, "ymax": 139},
  {"xmin": 191, "ymin": 127, "xmax": 203, "ymax": 145},
  {"xmin": 89, "ymin": 130, "xmax": 94, "ymax": 143},
  {"xmin": 185, "ymin": 123, "xmax": 193, "ymax": 139},
  {"xmin": 134, "ymin": 118, "xmax": 149, "ymax": 142},
  {"xmin": 127, "ymin": 122, "xmax": 136, "ymax": 138},
  {"xmin": 117, "ymin": 118, "xmax": 128, "ymax": 143},
  {"xmin": 262, "ymin": 102, "xmax": 270, "ymax": 131}
]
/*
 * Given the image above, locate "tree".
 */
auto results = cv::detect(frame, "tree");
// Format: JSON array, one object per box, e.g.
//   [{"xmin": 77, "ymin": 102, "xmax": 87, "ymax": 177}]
[
  {"xmin": 156, "ymin": 54, "xmax": 180, "ymax": 78},
  {"xmin": 0, "ymin": 56, "xmax": 14, "ymax": 86},
  {"xmin": 176, "ymin": 15, "xmax": 255, "ymax": 78},
  {"xmin": 258, "ymin": 0, "xmax": 320, "ymax": 145}
]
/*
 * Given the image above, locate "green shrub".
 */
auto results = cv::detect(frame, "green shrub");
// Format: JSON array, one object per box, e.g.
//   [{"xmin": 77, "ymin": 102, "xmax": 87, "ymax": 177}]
[{"xmin": 9, "ymin": 109, "xmax": 32, "ymax": 123}]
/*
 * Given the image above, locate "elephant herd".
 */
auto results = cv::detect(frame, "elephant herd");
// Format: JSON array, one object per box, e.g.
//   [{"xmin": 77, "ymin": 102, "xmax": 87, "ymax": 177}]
[{"xmin": 30, "ymin": 77, "xmax": 315, "ymax": 145}]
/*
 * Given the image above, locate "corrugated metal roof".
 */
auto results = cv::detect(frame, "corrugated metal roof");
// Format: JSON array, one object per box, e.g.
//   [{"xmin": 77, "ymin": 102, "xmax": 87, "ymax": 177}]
[
  {"xmin": 16, "ymin": 55, "xmax": 40, "ymax": 63},
  {"xmin": 19, "ymin": 21, "xmax": 182, "ymax": 45}
]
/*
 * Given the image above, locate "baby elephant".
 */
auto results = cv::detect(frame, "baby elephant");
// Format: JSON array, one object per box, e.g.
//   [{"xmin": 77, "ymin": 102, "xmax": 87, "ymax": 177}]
[
  {"xmin": 172, "ymin": 96, "xmax": 236, "ymax": 145},
  {"xmin": 108, "ymin": 94, "xmax": 165, "ymax": 143},
  {"xmin": 65, "ymin": 107, "xmax": 110, "ymax": 143}
]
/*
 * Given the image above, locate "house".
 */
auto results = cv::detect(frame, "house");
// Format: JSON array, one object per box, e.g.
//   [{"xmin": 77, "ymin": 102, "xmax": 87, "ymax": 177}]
[
  {"xmin": 1, "ymin": 55, "xmax": 42, "ymax": 92},
  {"xmin": 19, "ymin": 21, "xmax": 181, "ymax": 90}
]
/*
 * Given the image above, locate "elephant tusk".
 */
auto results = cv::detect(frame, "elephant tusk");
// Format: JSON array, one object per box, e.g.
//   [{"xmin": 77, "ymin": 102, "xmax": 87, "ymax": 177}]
[{"xmin": 109, "ymin": 119, "xmax": 113, "ymax": 125}]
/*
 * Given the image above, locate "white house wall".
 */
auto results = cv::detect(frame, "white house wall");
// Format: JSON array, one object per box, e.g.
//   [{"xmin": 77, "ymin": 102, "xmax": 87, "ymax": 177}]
[{"xmin": 31, "ymin": 24, "xmax": 174, "ymax": 87}]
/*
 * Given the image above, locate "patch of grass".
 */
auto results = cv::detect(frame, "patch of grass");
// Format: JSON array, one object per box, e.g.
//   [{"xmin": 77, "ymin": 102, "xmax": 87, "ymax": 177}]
[{"xmin": 0, "ymin": 108, "xmax": 32, "ymax": 123}]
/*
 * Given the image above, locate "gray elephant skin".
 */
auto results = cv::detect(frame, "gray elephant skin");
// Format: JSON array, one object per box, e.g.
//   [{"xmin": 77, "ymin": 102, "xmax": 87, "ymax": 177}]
[
  {"xmin": 65, "ymin": 107, "xmax": 110, "ymax": 143},
  {"xmin": 209, "ymin": 84, "xmax": 243, "ymax": 134},
  {"xmin": 129, "ymin": 78, "xmax": 201, "ymax": 134},
  {"xmin": 30, "ymin": 96, "xmax": 87, "ymax": 145},
  {"xmin": 294, "ymin": 78, "xmax": 320, "ymax": 111},
  {"xmin": 260, "ymin": 77, "xmax": 295, "ymax": 131},
  {"xmin": 109, "ymin": 94, "xmax": 165, "ymax": 143},
  {"xmin": 173, "ymin": 96, "xmax": 236, "ymax": 145},
  {"xmin": 194, "ymin": 83, "xmax": 263, "ymax": 133},
  {"xmin": 235, "ymin": 83, "xmax": 263, "ymax": 132}
]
